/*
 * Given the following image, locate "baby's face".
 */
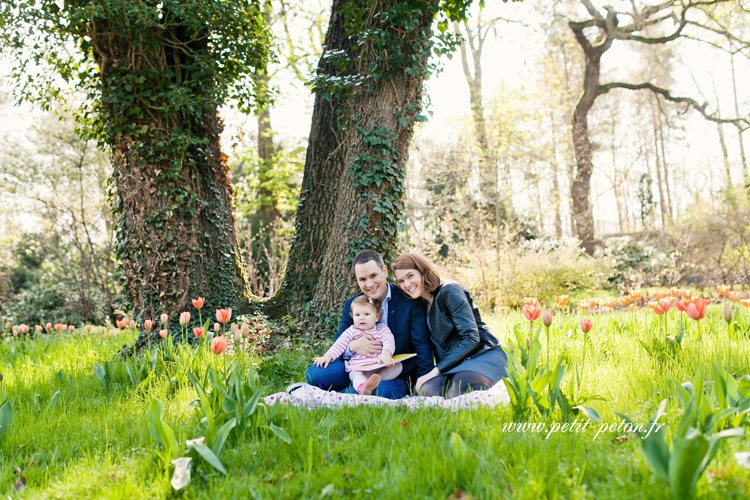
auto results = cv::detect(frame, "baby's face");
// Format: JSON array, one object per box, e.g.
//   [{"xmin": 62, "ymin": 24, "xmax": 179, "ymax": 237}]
[{"xmin": 351, "ymin": 303, "xmax": 379, "ymax": 331}]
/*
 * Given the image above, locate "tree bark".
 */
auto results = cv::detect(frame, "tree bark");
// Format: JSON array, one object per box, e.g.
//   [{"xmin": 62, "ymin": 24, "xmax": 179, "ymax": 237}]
[
  {"xmin": 91, "ymin": 11, "xmax": 252, "ymax": 328},
  {"xmin": 569, "ymin": 17, "xmax": 613, "ymax": 254},
  {"xmin": 267, "ymin": 0, "xmax": 439, "ymax": 318}
]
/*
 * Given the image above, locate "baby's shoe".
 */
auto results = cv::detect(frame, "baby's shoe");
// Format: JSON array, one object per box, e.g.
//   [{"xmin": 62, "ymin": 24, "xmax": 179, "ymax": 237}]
[{"xmin": 357, "ymin": 374, "xmax": 382, "ymax": 395}]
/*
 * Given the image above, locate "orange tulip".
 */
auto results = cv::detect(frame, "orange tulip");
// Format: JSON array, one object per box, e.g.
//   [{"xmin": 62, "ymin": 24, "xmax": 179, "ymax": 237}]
[
  {"xmin": 159, "ymin": 329, "xmax": 168, "ymax": 339},
  {"xmin": 45, "ymin": 322, "xmax": 52, "ymax": 331},
  {"xmin": 620, "ymin": 296, "xmax": 633, "ymax": 306},
  {"xmin": 681, "ymin": 290, "xmax": 695, "ymax": 301},
  {"xmin": 55, "ymin": 323, "xmax": 62, "ymax": 331},
  {"xmin": 193, "ymin": 326, "xmax": 204, "ymax": 339},
  {"xmin": 729, "ymin": 291, "xmax": 742, "ymax": 302},
  {"xmin": 589, "ymin": 299, "xmax": 599, "ymax": 308},
  {"xmin": 216, "ymin": 308, "xmax": 232, "ymax": 324},
  {"xmin": 603, "ymin": 300, "xmax": 615, "ymax": 309},
  {"xmin": 670, "ymin": 287, "xmax": 681, "ymax": 297},
  {"xmin": 578, "ymin": 300, "xmax": 591, "ymax": 310},
  {"xmin": 522, "ymin": 301, "xmax": 541, "ymax": 321},
  {"xmin": 716, "ymin": 285, "xmax": 730, "ymax": 296},
  {"xmin": 741, "ymin": 299, "xmax": 750, "ymax": 308},
  {"xmin": 192, "ymin": 297, "xmax": 205, "ymax": 309},
  {"xmin": 629, "ymin": 304, "xmax": 636, "ymax": 311},
  {"xmin": 649, "ymin": 299, "xmax": 672, "ymax": 315},
  {"xmin": 628, "ymin": 289, "xmax": 641, "ymax": 301},
  {"xmin": 35, "ymin": 325, "xmax": 43, "ymax": 334},
  {"xmin": 579, "ymin": 318, "xmax": 593, "ymax": 333},
  {"xmin": 653, "ymin": 291, "xmax": 669, "ymax": 300},
  {"xmin": 211, "ymin": 335, "xmax": 228, "ymax": 355},
  {"xmin": 68, "ymin": 325, "xmax": 74, "ymax": 332},
  {"xmin": 556, "ymin": 295, "xmax": 569, "ymax": 307},
  {"xmin": 686, "ymin": 298, "xmax": 710, "ymax": 321}
]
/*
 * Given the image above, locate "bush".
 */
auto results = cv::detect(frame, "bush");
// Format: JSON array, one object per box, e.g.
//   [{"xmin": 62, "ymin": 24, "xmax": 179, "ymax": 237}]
[
  {"xmin": 447, "ymin": 239, "xmax": 612, "ymax": 309},
  {"xmin": 597, "ymin": 236, "xmax": 679, "ymax": 289}
]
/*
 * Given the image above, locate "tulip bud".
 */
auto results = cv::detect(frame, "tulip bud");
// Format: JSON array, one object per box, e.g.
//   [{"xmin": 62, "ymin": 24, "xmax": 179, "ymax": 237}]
[
  {"xmin": 525, "ymin": 338, "xmax": 531, "ymax": 349},
  {"xmin": 46, "ymin": 322, "xmax": 52, "ymax": 331},
  {"xmin": 129, "ymin": 319, "xmax": 137, "ymax": 329},
  {"xmin": 241, "ymin": 322, "xmax": 250, "ymax": 338},
  {"xmin": 579, "ymin": 318, "xmax": 593, "ymax": 333},
  {"xmin": 179, "ymin": 312, "xmax": 190, "ymax": 325},
  {"xmin": 69, "ymin": 325, "xmax": 74, "ymax": 332},
  {"xmin": 144, "ymin": 319, "xmax": 153, "ymax": 331},
  {"xmin": 160, "ymin": 313, "xmax": 168, "ymax": 324},
  {"xmin": 542, "ymin": 310, "xmax": 553, "ymax": 327},
  {"xmin": 4, "ymin": 321, "xmax": 10, "ymax": 330},
  {"xmin": 35, "ymin": 325, "xmax": 43, "ymax": 334},
  {"xmin": 214, "ymin": 323, "xmax": 220, "ymax": 333},
  {"xmin": 724, "ymin": 302, "xmax": 733, "ymax": 324},
  {"xmin": 159, "ymin": 329, "xmax": 168, "ymax": 339},
  {"xmin": 86, "ymin": 325, "xmax": 92, "ymax": 333}
]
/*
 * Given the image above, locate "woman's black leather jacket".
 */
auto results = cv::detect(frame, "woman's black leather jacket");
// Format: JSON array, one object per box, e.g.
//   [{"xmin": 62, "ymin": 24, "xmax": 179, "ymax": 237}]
[{"xmin": 425, "ymin": 282, "xmax": 500, "ymax": 373}]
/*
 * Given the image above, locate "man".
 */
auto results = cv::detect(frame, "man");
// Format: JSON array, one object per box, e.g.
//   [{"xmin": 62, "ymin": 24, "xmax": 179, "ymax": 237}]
[{"xmin": 305, "ymin": 249, "xmax": 434, "ymax": 398}]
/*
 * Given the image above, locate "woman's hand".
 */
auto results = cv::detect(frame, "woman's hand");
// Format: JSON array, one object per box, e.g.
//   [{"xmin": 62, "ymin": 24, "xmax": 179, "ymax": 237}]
[
  {"xmin": 415, "ymin": 367, "xmax": 440, "ymax": 393},
  {"xmin": 349, "ymin": 334, "xmax": 382, "ymax": 358},
  {"xmin": 378, "ymin": 352, "xmax": 394, "ymax": 366},
  {"xmin": 313, "ymin": 354, "xmax": 333, "ymax": 368}
]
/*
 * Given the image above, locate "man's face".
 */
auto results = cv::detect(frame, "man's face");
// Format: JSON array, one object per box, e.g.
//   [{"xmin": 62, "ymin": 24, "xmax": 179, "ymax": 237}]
[{"xmin": 354, "ymin": 260, "xmax": 389, "ymax": 301}]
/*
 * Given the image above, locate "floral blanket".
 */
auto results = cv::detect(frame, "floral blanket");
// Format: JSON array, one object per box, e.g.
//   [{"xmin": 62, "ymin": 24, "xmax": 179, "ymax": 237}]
[{"xmin": 264, "ymin": 382, "xmax": 510, "ymax": 410}]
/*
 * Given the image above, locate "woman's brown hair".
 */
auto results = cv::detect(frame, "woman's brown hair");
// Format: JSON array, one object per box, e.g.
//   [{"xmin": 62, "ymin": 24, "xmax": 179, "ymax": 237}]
[{"xmin": 391, "ymin": 253, "xmax": 441, "ymax": 293}]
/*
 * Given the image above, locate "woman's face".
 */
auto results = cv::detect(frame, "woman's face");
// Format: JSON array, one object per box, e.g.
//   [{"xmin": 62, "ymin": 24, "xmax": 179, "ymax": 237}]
[{"xmin": 394, "ymin": 268, "xmax": 424, "ymax": 300}]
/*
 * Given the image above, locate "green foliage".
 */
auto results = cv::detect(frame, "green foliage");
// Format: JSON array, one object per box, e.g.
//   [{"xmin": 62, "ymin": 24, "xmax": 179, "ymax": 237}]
[
  {"xmin": 0, "ymin": 400, "xmax": 12, "ymax": 444},
  {"xmin": 148, "ymin": 399, "xmax": 180, "ymax": 462},
  {"xmin": 618, "ymin": 364, "xmax": 746, "ymax": 499}
]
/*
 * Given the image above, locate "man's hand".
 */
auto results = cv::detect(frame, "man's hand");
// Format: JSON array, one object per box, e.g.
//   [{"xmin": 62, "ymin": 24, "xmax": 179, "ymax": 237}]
[
  {"xmin": 379, "ymin": 351, "xmax": 394, "ymax": 366},
  {"xmin": 314, "ymin": 354, "xmax": 333, "ymax": 368},
  {"xmin": 349, "ymin": 335, "xmax": 382, "ymax": 358}
]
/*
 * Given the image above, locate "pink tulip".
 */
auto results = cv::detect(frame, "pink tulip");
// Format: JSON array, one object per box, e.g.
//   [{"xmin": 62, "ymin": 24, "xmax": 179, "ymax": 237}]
[
  {"xmin": 69, "ymin": 325, "xmax": 74, "ymax": 332},
  {"xmin": 211, "ymin": 336, "xmax": 228, "ymax": 355},
  {"xmin": 215, "ymin": 308, "xmax": 232, "ymax": 324},
  {"xmin": 45, "ymin": 322, "xmax": 52, "ymax": 331},
  {"xmin": 214, "ymin": 323, "xmax": 220, "ymax": 333},
  {"xmin": 86, "ymin": 325, "xmax": 92, "ymax": 332},
  {"xmin": 4, "ymin": 321, "xmax": 10, "ymax": 330},
  {"xmin": 542, "ymin": 310, "xmax": 553, "ymax": 327},
  {"xmin": 159, "ymin": 329, "xmax": 168, "ymax": 339},
  {"xmin": 35, "ymin": 325, "xmax": 43, "ymax": 334},
  {"xmin": 686, "ymin": 298, "xmax": 710, "ymax": 321},
  {"xmin": 241, "ymin": 323, "xmax": 250, "ymax": 338},
  {"xmin": 144, "ymin": 319, "xmax": 153, "ymax": 331},
  {"xmin": 179, "ymin": 312, "xmax": 190, "ymax": 325},
  {"xmin": 193, "ymin": 326, "xmax": 204, "ymax": 339},
  {"xmin": 160, "ymin": 313, "xmax": 168, "ymax": 324},
  {"xmin": 192, "ymin": 297, "xmax": 205, "ymax": 309},
  {"xmin": 55, "ymin": 323, "xmax": 62, "ymax": 331}
]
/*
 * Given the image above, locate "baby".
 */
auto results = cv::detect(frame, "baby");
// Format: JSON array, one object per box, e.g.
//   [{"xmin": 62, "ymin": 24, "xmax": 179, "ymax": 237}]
[{"xmin": 314, "ymin": 295, "xmax": 402, "ymax": 395}]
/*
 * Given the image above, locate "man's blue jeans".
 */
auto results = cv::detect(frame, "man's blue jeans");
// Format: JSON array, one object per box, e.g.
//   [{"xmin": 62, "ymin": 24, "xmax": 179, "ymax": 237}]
[{"xmin": 304, "ymin": 359, "xmax": 409, "ymax": 399}]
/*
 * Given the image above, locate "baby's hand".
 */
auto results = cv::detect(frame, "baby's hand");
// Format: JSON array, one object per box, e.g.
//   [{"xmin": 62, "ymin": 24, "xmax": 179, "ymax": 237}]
[
  {"xmin": 314, "ymin": 355, "xmax": 332, "ymax": 368},
  {"xmin": 379, "ymin": 352, "xmax": 394, "ymax": 366}
]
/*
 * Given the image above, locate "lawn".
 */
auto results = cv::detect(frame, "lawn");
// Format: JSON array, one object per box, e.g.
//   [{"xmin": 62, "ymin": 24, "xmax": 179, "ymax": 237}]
[{"xmin": 1, "ymin": 304, "xmax": 750, "ymax": 499}]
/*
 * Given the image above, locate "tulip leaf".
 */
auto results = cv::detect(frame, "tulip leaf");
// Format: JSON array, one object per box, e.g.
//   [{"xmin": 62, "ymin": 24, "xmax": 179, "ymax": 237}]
[
  {"xmin": 266, "ymin": 423, "xmax": 292, "ymax": 444},
  {"xmin": 148, "ymin": 399, "xmax": 179, "ymax": 459},
  {"xmin": 190, "ymin": 442, "xmax": 227, "ymax": 474},
  {"xmin": 0, "ymin": 400, "xmax": 13, "ymax": 442}
]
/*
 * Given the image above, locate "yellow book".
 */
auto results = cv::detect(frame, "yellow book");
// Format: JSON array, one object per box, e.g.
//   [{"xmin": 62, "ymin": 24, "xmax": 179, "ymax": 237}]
[{"xmin": 355, "ymin": 353, "xmax": 417, "ymax": 371}]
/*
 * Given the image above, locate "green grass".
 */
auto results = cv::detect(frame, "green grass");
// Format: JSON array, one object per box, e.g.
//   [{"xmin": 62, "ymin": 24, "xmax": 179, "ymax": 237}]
[{"xmin": 1, "ymin": 307, "xmax": 750, "ymax": 499}]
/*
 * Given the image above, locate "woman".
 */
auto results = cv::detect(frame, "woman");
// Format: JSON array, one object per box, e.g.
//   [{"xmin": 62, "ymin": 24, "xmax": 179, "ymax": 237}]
[{"xmin": 392, "ymin": 252, "xmax": 508, "ymax": 397}]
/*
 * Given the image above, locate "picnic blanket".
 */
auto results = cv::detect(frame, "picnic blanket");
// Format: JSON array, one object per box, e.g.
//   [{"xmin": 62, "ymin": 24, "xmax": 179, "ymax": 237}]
[{"xmin": 263, "ymin": 381, "xmax": 511, "ymax": 410}]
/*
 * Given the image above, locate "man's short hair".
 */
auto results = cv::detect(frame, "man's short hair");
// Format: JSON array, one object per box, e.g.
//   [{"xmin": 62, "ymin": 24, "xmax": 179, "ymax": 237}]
[{"xmin": 352, "ymin": 249, "xmax": 385, "ymax": 271}]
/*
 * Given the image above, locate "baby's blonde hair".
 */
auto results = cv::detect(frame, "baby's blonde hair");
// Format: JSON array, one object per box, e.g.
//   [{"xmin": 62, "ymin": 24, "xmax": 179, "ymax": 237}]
[{"xmin": 350, "ymin": 295, "xmax": 382, "ymax": 318}]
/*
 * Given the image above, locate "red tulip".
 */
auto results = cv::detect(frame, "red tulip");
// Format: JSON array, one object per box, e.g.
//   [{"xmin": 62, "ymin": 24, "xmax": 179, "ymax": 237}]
[
  {"xmin": 211, "ymin": 335, "xmax": 228, "ymax": 355},
  {"xmin": 579, "ymin": 318, "xmax": 593, "ymax": 333},
  {"xmin": 686, "ymin": 298, "xmax": 710, "ymax": 321},
  {"xmin": 193, "ymin": 326, "xmax": 204, "ymax": 339},
  {"xmin": 192, "ymin": 297, "xmax": 205, "ymax": 309},
  {"xmin": 216, "ymin": 308, "xmax": 232, "ymax": 324},
  {"xmin": 160, "ymin": 313, "xmax": 168, "ymax": 324},
  {"xmin": 158, "ymin": 329, "xmax": 168, "ymax": 339},
  {"xmin": 144, "ymin": 319, "xmax": 153, "ymax": 331},
  {"xmin": 542, "ymin": 310, "xmax": 553, "ymax": 327}
]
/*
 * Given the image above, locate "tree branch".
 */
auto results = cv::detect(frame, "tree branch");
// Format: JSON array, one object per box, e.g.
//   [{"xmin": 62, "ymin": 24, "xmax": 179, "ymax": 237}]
[{"xmin": 597, "ymin": 81, "xmax": 749, "ymax": 129}]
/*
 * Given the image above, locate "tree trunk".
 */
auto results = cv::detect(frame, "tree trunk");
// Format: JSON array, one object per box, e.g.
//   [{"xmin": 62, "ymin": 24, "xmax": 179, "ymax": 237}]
[
  {"xmin": 651, "ymin": 106, "xmax": 667, "ymax": 228},
  {"xmin": 548, "ymin": 109, "xmax": 563, "ymax": 238},
  {"xmin": 569, "ymin": 21, "xmax": 612, "ymax": 254},
  {"xmin": 267, "ymin": 0, "xmax": 439, "ymax": 318},
  {"xmin": 91, "ymin": 11, "xmax": 252, "ymax": 330}
]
